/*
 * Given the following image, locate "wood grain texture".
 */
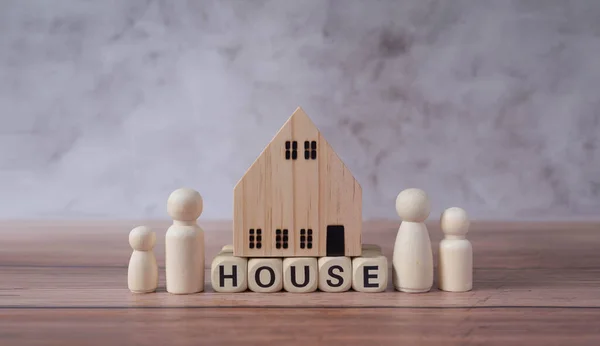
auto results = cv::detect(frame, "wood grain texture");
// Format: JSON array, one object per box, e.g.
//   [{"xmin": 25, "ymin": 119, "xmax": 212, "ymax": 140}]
[
  {"xmin": 233, "ymin": 107, "xmax": 362, "ymax": 257},
  {"xmin": 2, "ymin": 309, "xmax": 600, "ymax": 346},
  {"xmin": 1, "ymin": 220, "xmax": 600, "ymax": 345}
]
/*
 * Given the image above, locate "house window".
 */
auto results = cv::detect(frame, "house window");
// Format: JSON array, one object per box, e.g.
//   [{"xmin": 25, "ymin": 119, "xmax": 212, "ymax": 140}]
[
  {"xmin": 275, "ymin": 229, "xmax": 289, "ymax": 249},
  {"xmin": 300, "ymin": 229, "xmax": 313, "ymax": 249},
  {"xmin": 285, "ymin": 141, "xmax": 298, "ymax": 160},
  {"xmin": 249, "ymin": 228, "xmax": 262, "ymax": 249},
  {"xmin": 304, "ymin": 141, "xmax": 317, "ymax": 160}
]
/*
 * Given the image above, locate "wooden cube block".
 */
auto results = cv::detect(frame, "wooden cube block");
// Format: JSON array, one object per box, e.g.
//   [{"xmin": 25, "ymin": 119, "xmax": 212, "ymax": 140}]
[
  {"xmin": 248, "ymin": 258, "xmax": 283, "ymax": 293},
  {"xmin": 362, "ymin": 244, "xmax": 382, "ymax": 254},
  {"xmin": 219, "ymin": 244, "xmax": 234, "ymax": 255},
  {"xmin": 318, "ymin": 256, "xmax": 352, "ymax": 292},
  {"xmin": 283, "ymin": 257, "xmax": 318, "ymax": 293},
  {"xmin": 352, "ymin": 253, "xmax": 388, "ymax": 293},
  {"xmin": 211, "ymin": 253, "xmax": 248, "ymax": 293}
]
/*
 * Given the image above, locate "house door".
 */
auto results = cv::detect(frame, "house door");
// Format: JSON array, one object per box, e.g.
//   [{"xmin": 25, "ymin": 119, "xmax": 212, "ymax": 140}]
[{"xmin": 326, "ymin": 225, "xmax": 345, "ymax": 256}]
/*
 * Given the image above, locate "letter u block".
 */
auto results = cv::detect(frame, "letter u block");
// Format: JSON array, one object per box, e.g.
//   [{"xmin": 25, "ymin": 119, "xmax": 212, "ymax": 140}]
[
  {"xmin": 248, "ymin": 258, "xmax": 283, "ymax": 293},
  {"xmin": 318, "ymin": 256, "xmax": 352, "ymax": 292},
  {"xmin": 352, "ymin": 253, "xmax": 388, "ymax": 293},
  {"xmin": 283, "ymin": 257, "xmax": 318, "ymax": 293},
  {"xmin": 211, "ymin": 253, "xmax": 248, "ymax": 293}
]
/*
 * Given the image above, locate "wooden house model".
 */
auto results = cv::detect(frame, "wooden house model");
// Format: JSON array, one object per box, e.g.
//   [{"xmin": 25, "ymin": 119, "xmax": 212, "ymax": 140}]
[{"xmin": 233, "ymin": 107, "xmax": 362, "ymax": 258}]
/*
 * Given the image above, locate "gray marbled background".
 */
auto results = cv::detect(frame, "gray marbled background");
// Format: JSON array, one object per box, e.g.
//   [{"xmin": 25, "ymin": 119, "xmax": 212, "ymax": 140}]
[{"xmin": 1, "ymin": 0, "xmax": 599, "ymax": 221}]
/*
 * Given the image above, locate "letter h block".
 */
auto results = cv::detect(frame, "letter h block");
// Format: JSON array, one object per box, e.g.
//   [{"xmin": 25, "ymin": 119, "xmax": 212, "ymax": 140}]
[
  {"xmin": 211, "ymin": 253, "xmax": 248, "ymax": 293},
  {"xmin": 283, "ymin": 257, "xmax": 318, "ymax": 293}
]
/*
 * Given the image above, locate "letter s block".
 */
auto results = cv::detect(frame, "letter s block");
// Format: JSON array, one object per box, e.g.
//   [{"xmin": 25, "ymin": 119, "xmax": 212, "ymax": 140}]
[
  {"xmin": 248, "ymin": 258, "xmax": 283, "ymax": 293},
  {"xmin": 211, "ymin": 253, "xmax": 248, "ymax": 293},
  {"xmin": 283, "ymin": 257, "xmax": 318, "ymax": 293},
  {"xmin": 352, "ymin": 254, "xmax": 388, "ymax": 292},
  {"xmin": 318, "ymin": 256, "xmax": 352, "ymax": 292}
]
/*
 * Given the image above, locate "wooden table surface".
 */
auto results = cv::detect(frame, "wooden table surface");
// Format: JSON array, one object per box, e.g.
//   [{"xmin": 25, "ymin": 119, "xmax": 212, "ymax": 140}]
[{"xmin": 1, "ymin": 220, "xmax": 599, "ymax": 345}]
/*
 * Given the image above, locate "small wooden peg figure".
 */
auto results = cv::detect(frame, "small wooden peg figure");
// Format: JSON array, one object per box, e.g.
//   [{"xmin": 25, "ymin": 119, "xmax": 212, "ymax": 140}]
[
  {"xmin": 165, "ymin": 188, "xmax": 205, "ymax": 294},
  {"xmin": 392, "ymin": 188, "xmax": 434, "ymax": 293},
  {"xmin": 128, "ymin": 226, "xmax": 158, "ymax": 293},
  {"xmin": 438, "ymin": 207, "xmax": 473, "ymax": 292}
]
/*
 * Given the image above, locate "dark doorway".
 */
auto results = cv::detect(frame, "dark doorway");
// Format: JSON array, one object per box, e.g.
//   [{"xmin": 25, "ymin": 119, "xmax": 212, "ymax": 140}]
[{"xmin": 326, "ymin": 225, "xmax": 345, "ymax": 256}]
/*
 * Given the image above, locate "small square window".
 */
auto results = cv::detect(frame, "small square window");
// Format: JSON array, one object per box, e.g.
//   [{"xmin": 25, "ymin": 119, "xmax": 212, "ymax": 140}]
[
  {"xmin": 285, "ymin": 141, "xmax": 298, "ymax": 160},
  {"xmin": 305, "ymin": 141, "xmax": 317, "ymax": 160},
  {"xmin": 275, "ymin": 229, "xmax": 288, "ymax": 249}
]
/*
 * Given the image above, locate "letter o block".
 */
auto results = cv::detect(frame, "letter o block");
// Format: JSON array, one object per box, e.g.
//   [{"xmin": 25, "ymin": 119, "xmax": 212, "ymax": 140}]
[
  {"xmin": 211, "ymin": 254, "xmax": 248, "ymax": 293},
  {"xmin": 318, "ymin": 256, "xmax": 352, "ymax": 292},
  {"xmin": 248, "ymin": 258, "xmax": 283, "ymax": 293},
  {"xmin": 352, "ymin": 254, "xmax": 388, "ymax": 292},
  {"xmin": 283, "ymin": 257, "xmax": 318, "ymax": 293}
]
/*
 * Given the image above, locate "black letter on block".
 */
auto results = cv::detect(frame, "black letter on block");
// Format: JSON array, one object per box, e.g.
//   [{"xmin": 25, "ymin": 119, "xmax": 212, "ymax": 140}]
[
  {"xmin": 290, "ymin": 266, "xmax": 310, "ymax": 288},
  {"xmin": 255, "ymin": 266, "xmax": 276, "ymax": 288},
  {"xmin": 326, "ymin": 265, "xmax": 344, "ymax": 287},
  {"xmin": 219, "ymin": 265, "xmax": 238, "ymax": 287},
  {"xmin": 363, "ymin": 265, "xmax": 378, "ymax": 288}
]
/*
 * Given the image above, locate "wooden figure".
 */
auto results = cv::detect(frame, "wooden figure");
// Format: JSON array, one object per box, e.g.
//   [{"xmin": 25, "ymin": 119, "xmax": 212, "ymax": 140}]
[
  {"xmin": 127, "ymin": 226, "xmax": 158, "ymax": 293},
  {"xmin": 233, "ymin": 107, "xmax": 362, "ymax": 258},
  {"xmin": 438, "ymin": 207, "xmax": 473, "ymax": 292},
  {"xmin": 211, "ymin": 253, "xmax": 248, "ymax": 293},
  {"xmin": 392, "ymin": 188, "xmax": 434, "ymax": 293},
  {"xmin": 352, "ymin": 247, "xmax": 387, "ymax": 293},
  {"xmin": 283, "ymin": 257, "xmax": 318, "ymax": 293},
  {"xmin": 165, "ymin": 188, "xmax": 205, "ymax": 294},
  {"xmin": 248, "ymin": 258, "xmax": 283, "ymax": 293},
  {"xmin": 317, "ymin": 256, "xmax": 352, "ymax": 292}
]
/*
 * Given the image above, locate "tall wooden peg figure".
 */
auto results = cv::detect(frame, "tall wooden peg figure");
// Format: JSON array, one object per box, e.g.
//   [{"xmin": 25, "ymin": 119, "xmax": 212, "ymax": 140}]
[
  {"xmin": 128, "ymin": 226, "xmax": 158, "ymax": 293},
  {"xmin": 438, "ymin": 207, "xmax": 472, "ymax": 292},
  {"xmin": 392, "ymin": 188, "xmax": 434, "ymax": 293},
  {"xmin": 165, "ymin": 188, "xmax": 205, "ymax": 294}
]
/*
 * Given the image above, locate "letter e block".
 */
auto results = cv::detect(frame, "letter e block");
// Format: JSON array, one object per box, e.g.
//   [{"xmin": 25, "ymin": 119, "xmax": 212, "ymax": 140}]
[
  {"xmin": 211, "ymin": 253, "xmax": 248, "ymax": 293},
  {"xmin": 318, "ymin": 256, "xmax": 351, "ymax": 292},
  {"xmin": 283, "ymin": 257, "xmax": 318, "ymax": 293},
  {"xmin": 248, "ymin": 258, "xmax": 283, "ymax": 293},
  {"xmin": 352, "ymin": 254, "xmax": 388, "ymax": 293}
]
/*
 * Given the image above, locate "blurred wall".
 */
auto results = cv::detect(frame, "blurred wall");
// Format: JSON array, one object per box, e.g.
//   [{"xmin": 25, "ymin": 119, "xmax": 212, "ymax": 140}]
[{"xmin": 1, "ymin": 0, "xmax": 599, "ymax": 221}]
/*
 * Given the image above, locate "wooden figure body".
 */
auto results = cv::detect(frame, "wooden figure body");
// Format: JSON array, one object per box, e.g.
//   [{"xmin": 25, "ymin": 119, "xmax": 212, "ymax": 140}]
[
  {"xmin": 127, "ymin": 226, "xmax": 158, "ymax": 293},
  {"xmin": 233, "ymin": 107, "xmax": 362, "ymax": 258},
  {"xmin": 438, "ymin": 207, "xmax": 473, "ymax": 292},
  {"xmin": 165, "ymin": 188, "xmax": 205, "ymax": 294},
  {"xmin": 392, "ymin": 188, "xmax": 433, "ymax": 293}
]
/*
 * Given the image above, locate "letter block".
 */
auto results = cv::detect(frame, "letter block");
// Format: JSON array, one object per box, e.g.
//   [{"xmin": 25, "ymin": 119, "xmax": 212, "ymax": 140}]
[
  {"xmin": 361, "ymin": 244, "xmax": 382, "ymax": 255},
  {"xmin": 248, "ymin": 258, "xmax": 283, "ymax": 293},
  {"xmin": 318, "ymin": 256, "xmax": 352, "ymax": 292},
  {"xmin": 219, "ymin": 244, "xmax": 234, "ymax": 255},
  {"xmin": 211, "ymin": 253, "xmax": 248, "ymax": 293},
  {"xmin": 352, "ymin": 253, "xmax": 388, "ymax": 293},
  {"xmin": 283, "ymin": 257, "xmax": 318, "ymax": 293}
]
